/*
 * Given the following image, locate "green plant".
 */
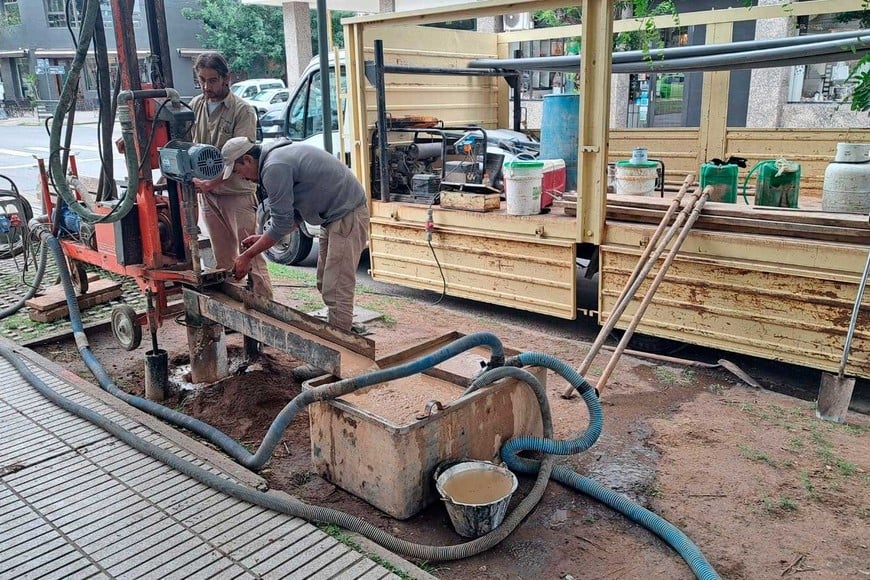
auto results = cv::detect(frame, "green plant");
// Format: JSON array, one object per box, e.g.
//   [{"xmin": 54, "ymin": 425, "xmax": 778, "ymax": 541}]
[
  {"xmin": 653, "ymin": 366, "xmax": 696, "ymax": 387},
  {"xmin": 836, "ymin": 459, "xmax": 857, "ymax": 477},
  {"xmin": 846, "ymin": 53, "xmax": 870, "ymax": 113},
  {"xmin": 761, "ymin": 494, "xmax": 798, "ymax": 513},
  {"xmin": 800, "ymin": 470, "xmax": 818, "ymax": 500},
  {"xmin": 778, "ymin": 496, "xmax": 798, "ymax": 511},
  {"xmin": 23, "ymin": 73, "xmax": 39, "ymax": 107},
  {"xmin": 787, "ymin": 437, "xmax": 804, "ymax": 452},
  {"xmin": 318, "ymin": 524, "xmax": 418, "ymax": 579},
  {"xmin": 738, "ymin": 444, "xmax": 777, "ymax": 467}
]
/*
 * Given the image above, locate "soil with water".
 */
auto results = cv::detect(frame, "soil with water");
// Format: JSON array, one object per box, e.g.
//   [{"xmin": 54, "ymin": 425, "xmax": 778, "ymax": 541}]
[{"xmin": 33, "ymin": 276, "xmax": 870, "ymax": 580}]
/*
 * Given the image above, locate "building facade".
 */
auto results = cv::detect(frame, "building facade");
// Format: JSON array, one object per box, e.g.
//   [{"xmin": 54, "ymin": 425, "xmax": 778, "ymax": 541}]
[{"xmin": 0, "ymin": 0, "xmax": 206, "ymax": 110}]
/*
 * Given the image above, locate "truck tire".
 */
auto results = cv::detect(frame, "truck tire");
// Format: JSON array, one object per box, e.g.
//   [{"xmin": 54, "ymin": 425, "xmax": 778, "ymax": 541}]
[{"xmin": 256, "ymin": 205, "xmax": 313, "ymax": 265}]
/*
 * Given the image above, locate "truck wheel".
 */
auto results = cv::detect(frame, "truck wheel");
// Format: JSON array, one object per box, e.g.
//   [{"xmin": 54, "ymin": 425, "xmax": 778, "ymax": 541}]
[
  {"xmin": 257, "ymin": 206, "xmax": 313, "ymax": 265},
  {"xmin": 111, "ymin": 305, "xmax": 142, "ymax": 351}
]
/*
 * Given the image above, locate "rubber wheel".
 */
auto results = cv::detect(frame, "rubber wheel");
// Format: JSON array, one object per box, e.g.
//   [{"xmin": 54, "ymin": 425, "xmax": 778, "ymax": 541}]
[
  {"xmin": 257, "ymin": 206, "xmax": 313, "ymax": 265},
  {"xmin": 68, "ymin": 259, "xmax": 88, "ymax": 295},
  {"xmin": 111, "ymin": 305, "xmax": 142, "ymax": 351}
]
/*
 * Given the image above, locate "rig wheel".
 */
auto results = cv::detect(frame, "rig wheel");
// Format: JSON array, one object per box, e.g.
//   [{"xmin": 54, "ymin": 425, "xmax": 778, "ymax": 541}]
[
  {"xmin": 111, "ymin": 305, "xmax": 142, "ymax": 351},
  {"xmin": 68, "ymin": 259, "xmax": 88, "ymax": 295}
]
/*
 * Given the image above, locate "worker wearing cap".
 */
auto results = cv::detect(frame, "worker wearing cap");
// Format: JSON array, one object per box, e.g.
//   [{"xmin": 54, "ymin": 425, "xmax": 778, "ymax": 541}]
[
  {"xmin": 221, "ymin": 137, "xmax": 369, "ymax": 334},
  {"xmin": 189, "ymin": 52, "xmax": 273, "ymax": 299}
]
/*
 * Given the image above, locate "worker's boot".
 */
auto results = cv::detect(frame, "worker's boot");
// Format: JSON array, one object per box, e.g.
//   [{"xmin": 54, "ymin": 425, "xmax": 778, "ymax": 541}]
[{"xmin": 292, "ymin": 363, "xmax": 326, "ymax": 383}]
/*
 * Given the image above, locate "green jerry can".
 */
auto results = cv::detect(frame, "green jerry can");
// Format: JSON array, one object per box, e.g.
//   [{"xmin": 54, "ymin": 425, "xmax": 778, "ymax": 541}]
[
  {"xmin": 699, "ymin": 162, "xmax": 739, "ymax": 203},
  {"xmin": 742, "ymin": 159, "xmax": 801, "ymax": 207}
]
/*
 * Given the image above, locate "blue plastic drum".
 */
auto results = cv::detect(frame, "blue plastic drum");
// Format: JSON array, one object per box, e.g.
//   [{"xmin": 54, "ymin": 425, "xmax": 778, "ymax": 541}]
[{"xmin": 539, "ymin": 94, "xmax": 580, "ymax": 191}]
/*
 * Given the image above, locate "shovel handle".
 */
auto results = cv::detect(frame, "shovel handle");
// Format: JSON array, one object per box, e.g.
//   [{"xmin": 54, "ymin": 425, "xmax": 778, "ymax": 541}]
[{"xmin": 838, "ymin": 248, "xmax": 870, "ymax": 378}]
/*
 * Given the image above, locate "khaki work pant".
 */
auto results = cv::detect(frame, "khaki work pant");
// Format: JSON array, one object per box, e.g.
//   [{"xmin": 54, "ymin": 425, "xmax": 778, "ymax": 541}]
[
  {"xmin": 201, "ymin": 192, "xmax": 273, "ymax": 300},
  {"xmin": 316, "ymin": 204, "xmax": 369, "ymax": 331}
]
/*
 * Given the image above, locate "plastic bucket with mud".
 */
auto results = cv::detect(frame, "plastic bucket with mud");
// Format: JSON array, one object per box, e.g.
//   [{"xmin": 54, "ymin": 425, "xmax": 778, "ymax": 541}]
[{"xmin": 435, "ymin": 461, "xmax": 518, "ymax": 538}]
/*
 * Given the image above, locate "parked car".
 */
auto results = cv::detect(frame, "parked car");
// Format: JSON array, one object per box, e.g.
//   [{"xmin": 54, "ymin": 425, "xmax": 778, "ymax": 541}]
[
  {"xmin": 230, "ymin": 78, "xmax": 285, "ymax": 100},
  {"xmin": 259, "ymin": 103, "xmax": 288, "ymax": 139},
  {"xmin": 246, "ymin": 88, "xmax": 290, "ymax": 116}
]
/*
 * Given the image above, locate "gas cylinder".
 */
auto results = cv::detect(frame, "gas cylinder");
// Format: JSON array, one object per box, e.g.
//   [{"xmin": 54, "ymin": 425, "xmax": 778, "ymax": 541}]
[
  {"xmin": 742, "ymin": 159, "xmax": 801, "ymax": 207},
  {"xmin": 822, "ymin": 143, "xmax": 870, "ymax": 214}
]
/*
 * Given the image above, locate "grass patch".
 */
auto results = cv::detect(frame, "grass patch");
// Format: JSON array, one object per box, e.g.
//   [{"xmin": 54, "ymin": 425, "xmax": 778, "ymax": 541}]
[
  {"xmin": 835, "ymin": 458, "xmax": 857, "ymax": 476},
  {"xmin": 653, "ymin": 366, "xmax": 696, "ymax": 387},
  {"xmin": 318, "ymin": 524, "xmax": 428, "ymax": 578},
  {"xmin": 787, "ymin": 437, "xmax": 804, "ymax": 452},
  {"xmin": 738, "ymin": 444, "xmax": 778, "ymax": 467},
  {"xmin": 267, "ymin": 262, "xmax": 316, "ymax": 284},
  {"xmin": 761, "ymin": 494, "xmax": 798, "ymax": 513},
  {"xmin": 800, "ymin": 470, "xmax": 818, "ymax": 500}
]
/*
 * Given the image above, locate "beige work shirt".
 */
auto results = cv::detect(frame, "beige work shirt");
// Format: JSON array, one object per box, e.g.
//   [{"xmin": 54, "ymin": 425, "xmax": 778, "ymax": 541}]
[{"xmin": 189, "ymin": 91, "xmax": 257, "ymax": 196}]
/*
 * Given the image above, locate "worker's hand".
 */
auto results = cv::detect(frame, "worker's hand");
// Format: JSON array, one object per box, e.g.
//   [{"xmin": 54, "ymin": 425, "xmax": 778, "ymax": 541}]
[
  {"xmin": 240, "ymin": 235, "xmax": 261, "ymax": 250},
  {"xmin": 193, "ymin": 177, "xmax": 221, "ymax": 193},
  {"xmin": 232, "ymin": 253, "xmax": 253, "ymax": 281}
]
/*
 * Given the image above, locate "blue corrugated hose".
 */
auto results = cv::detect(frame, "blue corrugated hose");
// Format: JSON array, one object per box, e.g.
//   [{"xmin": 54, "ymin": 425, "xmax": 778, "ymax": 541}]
[
  {"xmin": 21, "ymin": 232, "xmax": 719, "ymax": 573},
  {"xmin": 501, "ymin": 352, "xmax": 720, "ymax": 580}
]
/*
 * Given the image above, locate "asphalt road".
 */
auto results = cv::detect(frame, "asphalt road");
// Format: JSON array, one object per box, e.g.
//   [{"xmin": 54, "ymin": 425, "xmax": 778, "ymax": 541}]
[{"xmin": 0, "ymin": 120, "xmax": 127, "ymax": 208}]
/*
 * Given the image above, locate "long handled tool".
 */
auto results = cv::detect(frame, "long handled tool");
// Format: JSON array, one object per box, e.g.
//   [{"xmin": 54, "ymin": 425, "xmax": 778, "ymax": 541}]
[
  {"xmin": 561, "ymin": 174, "xmax": 697, "ymax": 399},
  {"xmin": 817, "ymin": 240, "xmax": 870, "ymax": 423},
  {"xmin": 594, "ymin": 187, "xmax": 710, "ymax": 396}
]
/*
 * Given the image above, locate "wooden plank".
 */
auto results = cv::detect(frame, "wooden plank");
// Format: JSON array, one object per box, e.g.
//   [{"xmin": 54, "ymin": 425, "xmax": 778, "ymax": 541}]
[
  {"xmin": 605, "ymin": 194, "xmax": 870, "ymax": 230},
  {"xmin": 26, "ymin": 278, "xmax": 120, "ymax": 312},
  {"xmin": 440, "ymin": 191, "xmax": 501, "ymax": 212},
  {"xmin": 189, "ymin": 290, "xmax": 377, "ymax": 378},
  {"xmin": 370, "ymin": 220, "xmax": 577, "ymax": 319},
  {"xmin": 606, "ymin": 206, "xmax": 868, "ymax": 244},
  {"xmin": 26, "ymin": 278, "xmax": 123, "ymax": 321},
  {"xmin": 27, "ymin": 286, "xmax": 124, "ymax": 323}
]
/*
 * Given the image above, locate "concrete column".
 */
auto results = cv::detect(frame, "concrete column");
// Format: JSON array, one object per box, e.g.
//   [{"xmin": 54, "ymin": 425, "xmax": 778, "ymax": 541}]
[
  {"xmin": 746, "ymin": 0, "xmax": 792, "ymax": 128},
  {"xmin": 476, "ymin": 16, "xmax": 501, "ymax": 34},
  {"xmin": 283, "ymin": 1, "xmax": 313, "ymax": 88},
  {"xmin": 184, "ymin": 292, "xmax": 228, "ymax": 384},
  {"xmin": 187, "ymin": 320, "xmax": 228, "ymax": 383},
  {"xmin": 610, "ymin": 74, "xmax": 630, "ymax": 129}
]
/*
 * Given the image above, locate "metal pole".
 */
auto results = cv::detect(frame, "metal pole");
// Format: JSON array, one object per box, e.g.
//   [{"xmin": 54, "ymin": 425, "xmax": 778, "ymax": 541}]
[
  {"xmin": 512, "ymin": 49, "xmax": 522, "ymax": 132},
  {"xmin": 316, "ymin": 0, "xmax": 333, "ymax": 155},
  {"xmin": 374, "ymin": 40, "xmax": 390, "ymax": 202},
  {"xmin": 143, "ymin": 0, "xmax": 174, "ymax": 88}
]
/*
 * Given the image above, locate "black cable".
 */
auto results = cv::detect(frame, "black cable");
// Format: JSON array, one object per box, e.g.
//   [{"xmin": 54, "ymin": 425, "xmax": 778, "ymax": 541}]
[
  {"xmin": 137, "ymin": 98, "xmax": 171, "ymax": 175},
  {"xmin": 427, "ymin": 237, "xmax": 447, "ymax": 305},
  {"xmin": 64, "ymin": 0, "xmax": 79, "ymax": 46}
]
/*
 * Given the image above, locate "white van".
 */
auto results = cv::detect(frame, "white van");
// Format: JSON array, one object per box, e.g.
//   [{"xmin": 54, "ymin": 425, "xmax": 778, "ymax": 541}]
[{"xmin": 230, "ymin": 78, "xmax": 285, "ymax": 100}]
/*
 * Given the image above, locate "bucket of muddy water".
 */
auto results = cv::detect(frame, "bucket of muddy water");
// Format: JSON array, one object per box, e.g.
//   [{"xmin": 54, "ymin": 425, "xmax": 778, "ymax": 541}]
[{"xmin": 435, "ymin": 461, "xmax": 518, "ymax": 538}]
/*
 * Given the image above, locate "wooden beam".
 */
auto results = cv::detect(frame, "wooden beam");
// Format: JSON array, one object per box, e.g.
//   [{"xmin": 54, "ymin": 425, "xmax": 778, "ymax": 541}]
[
  {"xmin": 218, "ymin": 283, "xmax": 375, "ymax": 358},
  {"xmin": 699, "ymin": 22, "xmax": 733, "ymax": 165},
  {"xmin": 576, "ymin": 0, "xmax": 613, "ymax": 245},
  {"xmin": 494, "ymin": 0, "xmax": 866, "ymax": 43},
  {"xmin": 186, "ymin": 289, "xmax": 377, "ymax": 378}
]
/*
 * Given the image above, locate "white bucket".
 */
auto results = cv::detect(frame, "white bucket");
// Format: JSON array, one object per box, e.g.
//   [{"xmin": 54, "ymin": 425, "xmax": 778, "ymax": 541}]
[
  {"xmin": 435, "ymin": 461, "xmax": 518, "ymax": 538},
  {"xmin": 615, "ymin": 164, "xmax": 658, "ymax": 196},
  {"xmin": 503, "ymin": 161, "xmax": 544, "ymax": 215}
]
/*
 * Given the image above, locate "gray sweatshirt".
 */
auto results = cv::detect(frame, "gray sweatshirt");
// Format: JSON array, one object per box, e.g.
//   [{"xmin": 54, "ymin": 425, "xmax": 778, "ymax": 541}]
[{"xmin": 260, "ymin": 143, "xmax": 366, "ymax": 241}]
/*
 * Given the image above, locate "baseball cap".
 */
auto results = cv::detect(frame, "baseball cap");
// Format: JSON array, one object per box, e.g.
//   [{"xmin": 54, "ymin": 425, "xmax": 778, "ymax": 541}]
[{"xmin": 221, "ymin": 136, "xmax": 255, "ymax": 180}]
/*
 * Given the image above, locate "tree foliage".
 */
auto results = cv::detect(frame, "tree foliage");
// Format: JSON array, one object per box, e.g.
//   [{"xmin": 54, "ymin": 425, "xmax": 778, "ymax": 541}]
[
  {"xmin": 182, "ymin": 0, "xmax": 286, "ymax": 79},
  {"xmin": 310, "ymin": 10, "xmax": 356, "ymax": 56},
  {"xmin": 532, "ymin": 0, "xmax": 870, "ymax": 112},
  {"xmin": 182, "ymin": 1, "xmax": 355, "ymax": 78},
  {"xmin": 533, "ymin": 1, "xmax": 679, "ymax": 54}
]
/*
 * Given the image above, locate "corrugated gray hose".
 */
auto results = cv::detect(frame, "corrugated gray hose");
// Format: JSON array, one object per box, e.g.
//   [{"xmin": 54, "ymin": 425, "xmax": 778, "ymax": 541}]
[{"xmin": 0, "ymin": 342, "xmax": 561, "ymax": 562}]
